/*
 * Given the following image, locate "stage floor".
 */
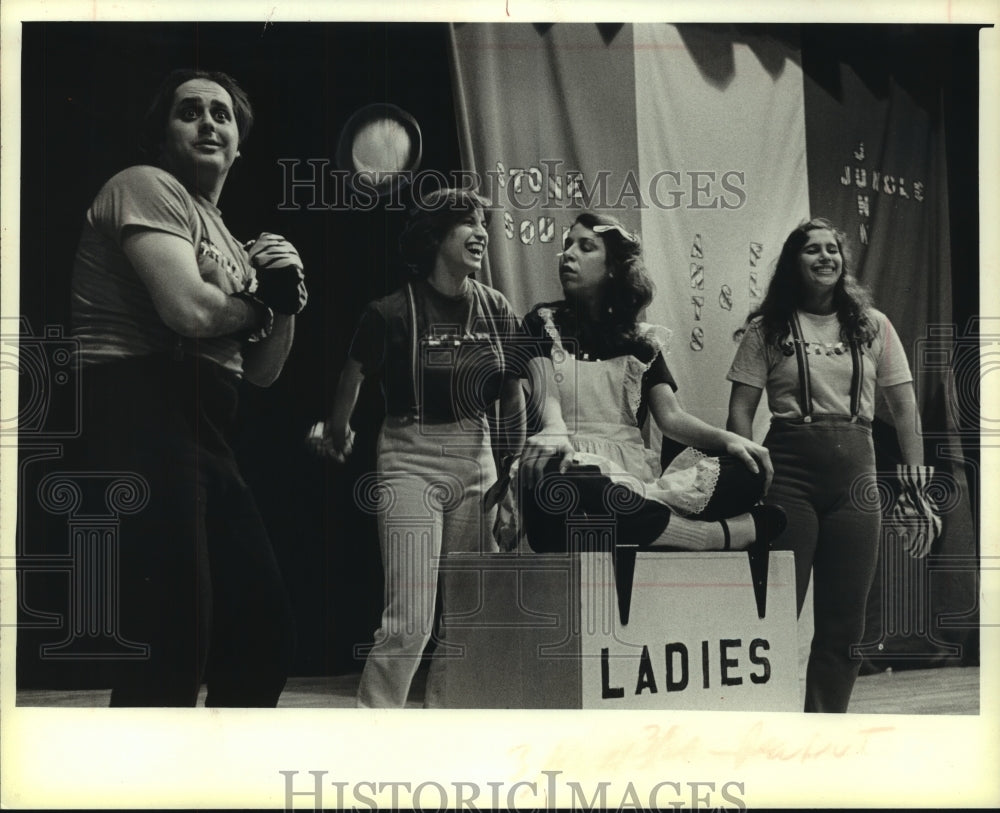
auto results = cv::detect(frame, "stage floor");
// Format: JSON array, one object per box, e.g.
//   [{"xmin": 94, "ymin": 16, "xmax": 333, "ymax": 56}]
[{"xmin": 16, "ymin": 665, "xmax": 979, "ymax": 714}]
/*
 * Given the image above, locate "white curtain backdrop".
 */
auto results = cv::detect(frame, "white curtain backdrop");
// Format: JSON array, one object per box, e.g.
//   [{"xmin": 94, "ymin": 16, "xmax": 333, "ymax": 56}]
[
  {"xmin": 451, "ymin": 22, "xmax": 809, "ymax": 438},
  {"xmin": 634, "ymin": 24, "xmax": 809, "ymax": 431}
]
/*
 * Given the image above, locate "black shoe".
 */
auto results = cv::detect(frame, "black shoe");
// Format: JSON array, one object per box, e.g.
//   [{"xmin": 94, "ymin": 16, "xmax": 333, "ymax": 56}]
[
  {"xmin": 750, "ymin": 503, "xmax": 787, "ymax": 544},
  {"xmin": 746, "ymin": 504, "xmax": 786, "ymax": 619}
]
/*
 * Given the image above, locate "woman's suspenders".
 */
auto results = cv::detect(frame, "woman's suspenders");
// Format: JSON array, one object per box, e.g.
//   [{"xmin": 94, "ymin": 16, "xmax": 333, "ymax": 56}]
[{"xmin": 788, "ymin": 312, "xmax": 863, "ymax": 422}]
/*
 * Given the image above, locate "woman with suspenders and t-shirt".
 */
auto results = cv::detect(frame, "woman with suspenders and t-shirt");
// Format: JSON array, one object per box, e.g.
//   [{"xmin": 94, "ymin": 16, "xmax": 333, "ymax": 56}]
[
  {"xmin": 727, "ymin": 217, "xmax": 938, "ymax": 713},
  {"xmin": 309, "ymin": 188, "xmax": 525, "ymax": 708}
]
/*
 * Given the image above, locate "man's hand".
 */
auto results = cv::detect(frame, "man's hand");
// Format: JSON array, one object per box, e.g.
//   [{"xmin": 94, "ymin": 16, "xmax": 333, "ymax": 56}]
[{"xmin": 247, "ymin": 233, "xmax": 308, "ymax": 315}]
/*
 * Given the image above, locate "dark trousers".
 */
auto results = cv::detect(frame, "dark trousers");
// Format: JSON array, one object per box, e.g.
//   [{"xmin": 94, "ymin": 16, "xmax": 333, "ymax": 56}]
[
  {"xmin": 81, "ymin": 355, "xmax": 295, "ymax": 707},
  {"xmin": 522, "ymin": 452, "xmax": 765, "ymax": 552},
  {"xmin": 764, "ymin": 420, "xmax": 880, "ymax": 713}
]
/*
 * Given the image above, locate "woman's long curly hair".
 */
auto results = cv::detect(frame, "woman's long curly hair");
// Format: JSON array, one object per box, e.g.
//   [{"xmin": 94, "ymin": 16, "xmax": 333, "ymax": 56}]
[
  {"xmin": 741, "ymin": 217, "xmax": 877, "ymax": 346},
  {"xmin": 553, "ymin": 212, "xmax": 657, "ymax": 360}
]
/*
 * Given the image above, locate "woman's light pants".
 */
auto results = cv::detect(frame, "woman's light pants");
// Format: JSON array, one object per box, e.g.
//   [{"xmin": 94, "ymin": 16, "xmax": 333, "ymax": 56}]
[{"xmin": 357, "ymin": 415, "xmax": 498, "ymax": 708}]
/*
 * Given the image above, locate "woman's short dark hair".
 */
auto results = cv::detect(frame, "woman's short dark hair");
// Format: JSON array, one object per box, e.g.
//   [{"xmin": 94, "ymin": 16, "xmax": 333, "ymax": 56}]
[
  {"xmin": 398, "ymin": 187, "xmax": 491, "ymax": 277},
  {"xmin": 740, "ymin": 217, "xmax": 876, "ymax": 346},
  {"xmin": 139, "ymin": 69, "xmax": 254, "ymax": 161}
]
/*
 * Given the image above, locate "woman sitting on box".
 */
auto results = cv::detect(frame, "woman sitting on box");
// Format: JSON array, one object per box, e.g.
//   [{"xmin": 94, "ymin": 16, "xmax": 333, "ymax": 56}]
[{"xmin": 507, "ymin": 212, "xmax": 784, "ymax": 557}]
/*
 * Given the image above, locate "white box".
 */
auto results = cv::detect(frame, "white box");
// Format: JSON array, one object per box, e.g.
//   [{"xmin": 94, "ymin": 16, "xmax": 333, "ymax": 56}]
[{"xmin": 433, "ymin": 550, "xmax": 798, "ymax": 710}]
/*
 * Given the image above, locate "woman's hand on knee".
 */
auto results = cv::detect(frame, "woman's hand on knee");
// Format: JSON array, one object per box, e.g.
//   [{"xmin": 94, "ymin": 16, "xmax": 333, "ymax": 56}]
[
  {"xmin": 724, "ymin": 434, "xmax": 773, "ymax": 495},
  {"xmin": 521, "ymin": 433, "xmax": 575, "ymax": 491}
]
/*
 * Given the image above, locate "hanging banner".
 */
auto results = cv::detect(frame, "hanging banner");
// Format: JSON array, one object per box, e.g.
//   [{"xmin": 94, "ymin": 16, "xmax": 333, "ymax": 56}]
[
  {"xmin": 451, "ymin": 23, "xmax": 809, "ymax": 433},
  {"xmin": 633, "ymin": 24, "xmax": 810, "ymax": 429},
  {"xmin": 449, "ymin": 23, "xmax": 642, "ymax": 317},
  {"xmin": 803, "ymin": 59, "xmax": 952, "ymax": 418}
]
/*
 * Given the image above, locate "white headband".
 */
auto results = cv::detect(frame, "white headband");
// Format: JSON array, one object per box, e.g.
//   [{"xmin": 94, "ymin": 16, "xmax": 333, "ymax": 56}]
[{"xmin": 592, "ymin": 223, "xmax": 638, "ymax": 242}]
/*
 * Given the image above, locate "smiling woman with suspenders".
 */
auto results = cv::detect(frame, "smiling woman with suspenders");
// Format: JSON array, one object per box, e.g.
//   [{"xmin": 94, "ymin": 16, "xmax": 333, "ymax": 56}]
[
  {"xmin": 727, "ymin": 217, "xmax": 938, "ymax": 713},
  {"xmin": 309, "ymin": 188, "xmax": 525, "ymax": 708}
]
